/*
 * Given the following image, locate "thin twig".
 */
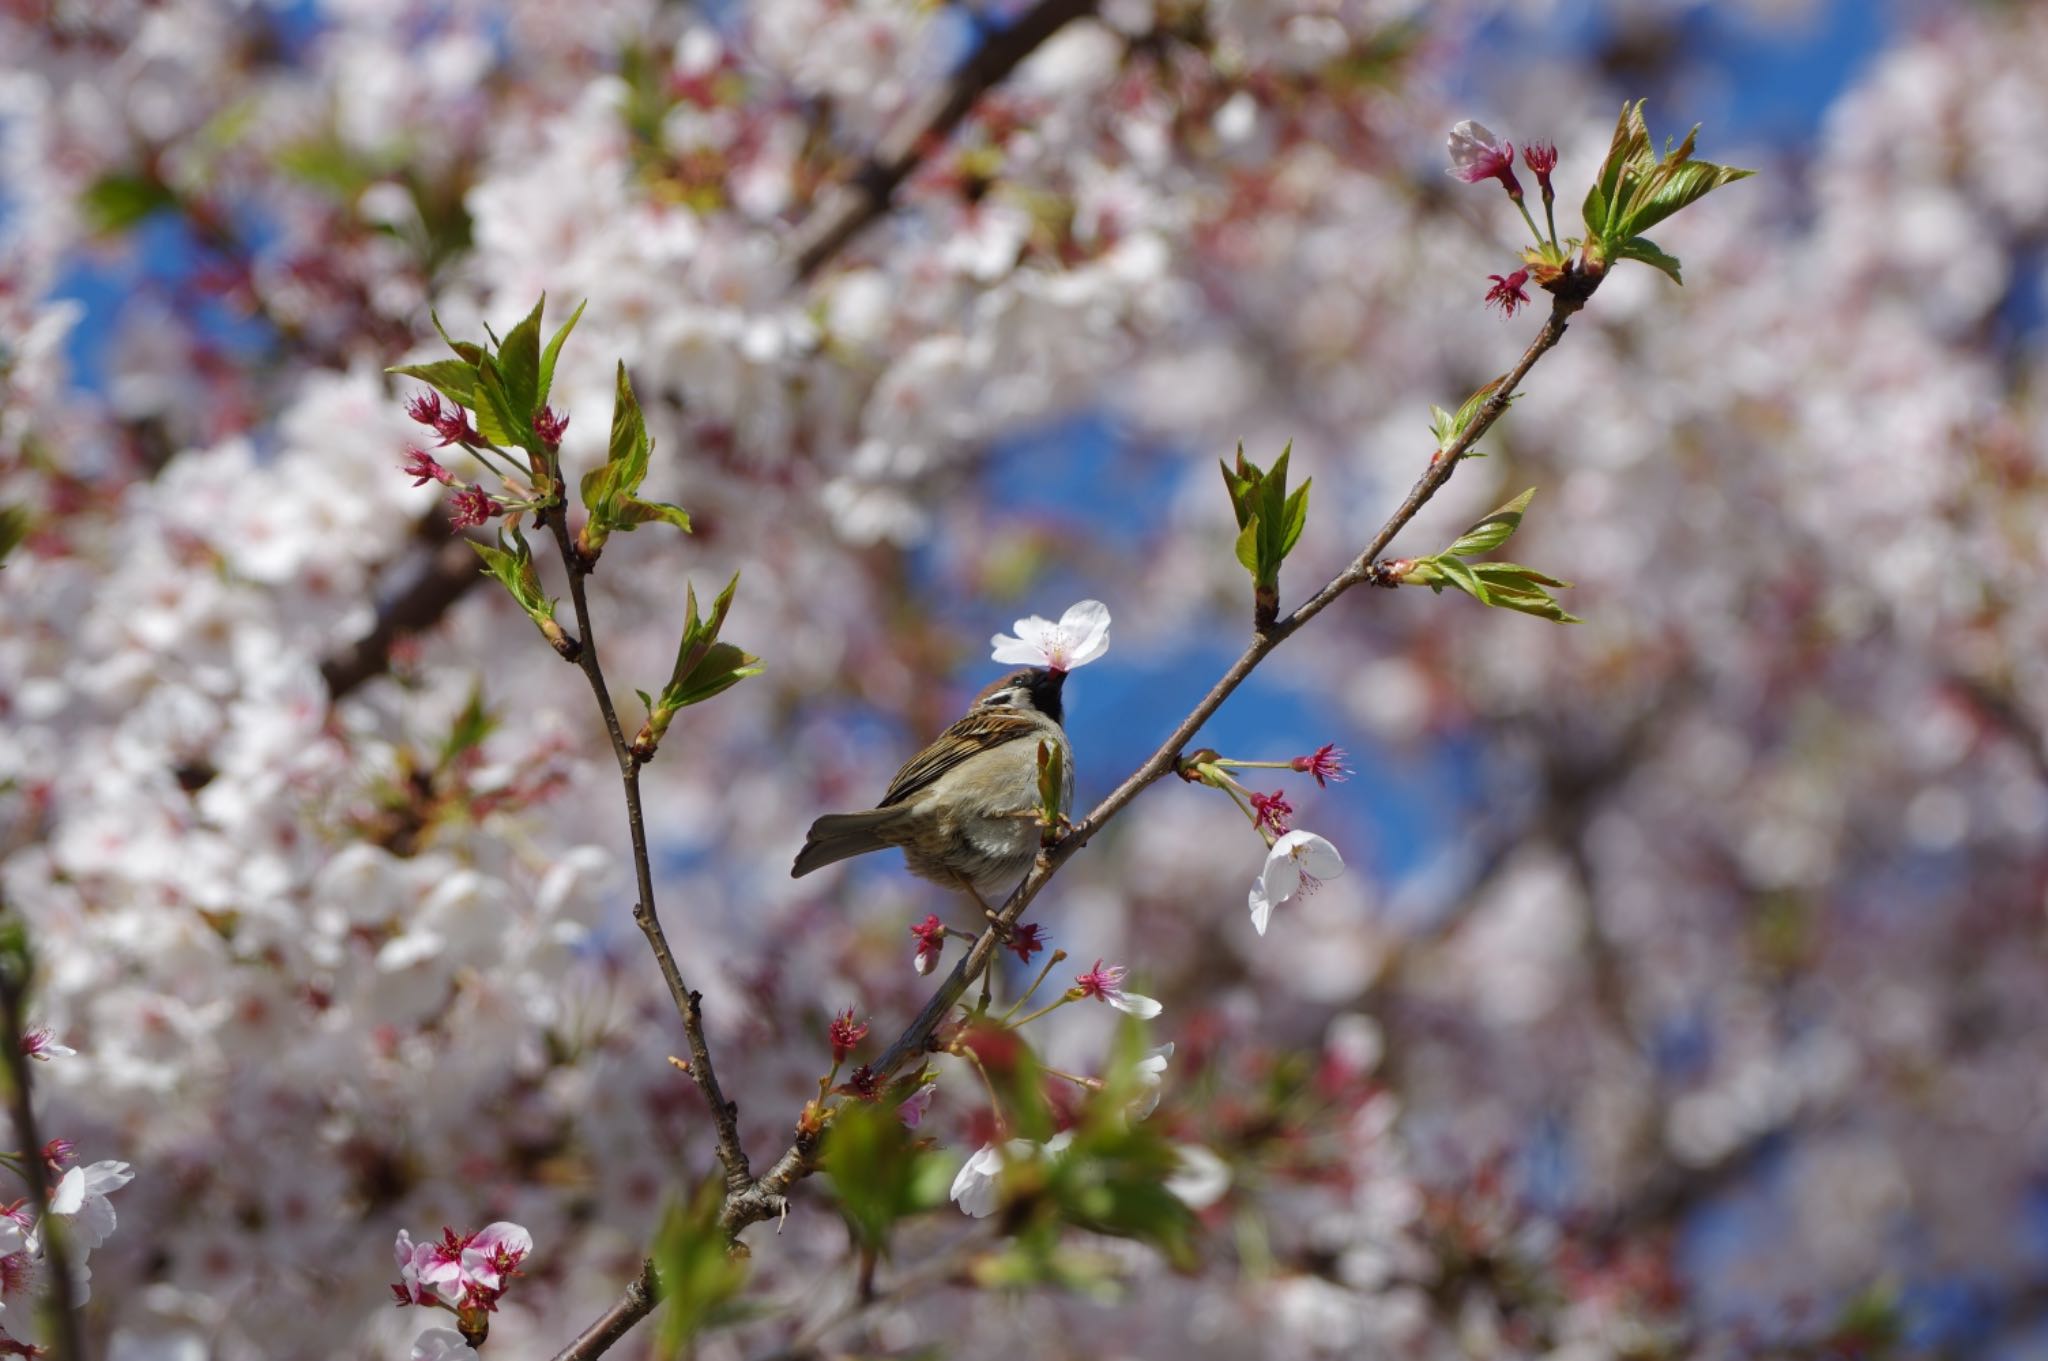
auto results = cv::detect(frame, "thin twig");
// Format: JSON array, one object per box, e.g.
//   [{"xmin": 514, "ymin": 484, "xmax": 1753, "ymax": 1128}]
[
  {"xmin": 550, "ymin": 1258, "xmax": 661, "ymax": 1361},
  {"xmin": 0, "ymin": 933, "xmax": 83, "ymax": 1361},
  {"xmin": 542, "ymin": 509, "xmax": 754, "ymax": 1198}
]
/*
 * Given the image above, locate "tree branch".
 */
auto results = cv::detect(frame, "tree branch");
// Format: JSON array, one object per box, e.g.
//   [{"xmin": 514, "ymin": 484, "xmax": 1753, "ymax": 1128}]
[
  {"xmin": 542, "ymin": 509, "xmax": 753, "ymax": 1198},
  {"xmin": 0, "ymin": 923, "xmax": 83, "ymax": 1361},
  {"xmin": 724, "ymin": 292, "xmax": 1592, "ymax": 1236},
  {"xmin": 784, "ymin": 0, "xmax": 1098, "ymax": 282},
  {"xmin": 549, "ymin": 1258, "xmax": 660, "ymax": 1361}
]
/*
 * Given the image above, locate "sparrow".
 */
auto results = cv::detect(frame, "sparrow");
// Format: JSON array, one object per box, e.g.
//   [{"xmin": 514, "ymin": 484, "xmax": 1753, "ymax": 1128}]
[{"xmin": 791, "ymin": 667, "xmax": 1073, "ymax": 907}]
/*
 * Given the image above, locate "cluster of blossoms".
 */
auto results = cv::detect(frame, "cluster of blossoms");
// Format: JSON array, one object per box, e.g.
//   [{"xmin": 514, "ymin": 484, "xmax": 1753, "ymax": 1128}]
[
  {"xmin": 1, "ymin": 0, "xmax": 2040, "ymax": 1355},
  {"xmin": 1446, "ymin": 119, "xmax": 1562, "ymax": 319},
  {"xmin": 391, "ymin": 1221, "xmax": 532, "ymax": 1357}
]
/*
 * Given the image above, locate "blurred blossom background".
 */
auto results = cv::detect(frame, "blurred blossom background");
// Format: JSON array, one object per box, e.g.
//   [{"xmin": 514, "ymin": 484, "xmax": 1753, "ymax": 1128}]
[{"xmin": 2, "ymin": 0, "xmax": 2046, "ymax": 1356}]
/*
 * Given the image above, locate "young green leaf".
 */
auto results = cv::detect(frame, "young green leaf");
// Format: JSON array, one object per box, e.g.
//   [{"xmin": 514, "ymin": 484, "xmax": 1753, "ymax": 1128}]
[
  {"xmin": 80, "ymin": 173, "xmax": 176, "ymax": 234},
  {"xmin": 495, "ymin": 296, "xmax": 546, "ymax": 432},
  {"xmin": 1445, "ymin": 488, "xmax": 1536, "ymax": 558},
  {"xmin": 470, "ymin": 528, "xmax": 572, "ymax": 650},
  {"xmin": 1613, "ymin": 235, "xmax": 1684, "ymax": 285},
  {"xmin": 638, "ymin": 573, "xmax": 761, "ymax": 750},
  {"xmin": 430, "ymin": 310, "xmax": 486, "ymax": 367},
  {"xmin": 579, "ymin": 362, "xmax": 683, "ymax": 553},
  {"xmin": 470, "ymin": 356, "xmax": 535, "ymax": 453},
  {"xmin": 0, "ymin": 504, "xmax": 28, "ymax": 568},
  {"xmin": 1036, "ymin": 738, "xmax": 1066, "ymax": 825},
  {"xmin": 436, "ymin": 681, "xmax": 497, "ymax": 770},
  {"xmin": 536, "ymin": 298, "xmax": 587, "ymax": 412},
  {"xmin": 820, "ymin": 1090, "xmax": 953, "ymax": 1255},
  {"xmin": 387, "ymin": 358, "xmax": 477, "ymax": 408},
  {"xmin": 652, "ymin": 1180, "xmax": 751, "ymax": 1352}
]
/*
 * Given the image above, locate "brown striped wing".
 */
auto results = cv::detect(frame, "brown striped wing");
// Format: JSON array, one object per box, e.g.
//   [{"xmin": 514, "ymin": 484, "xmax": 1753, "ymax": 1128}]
[{"xmin": 878, "ymin": 709, "xmax": 1046, "ymax": 807}]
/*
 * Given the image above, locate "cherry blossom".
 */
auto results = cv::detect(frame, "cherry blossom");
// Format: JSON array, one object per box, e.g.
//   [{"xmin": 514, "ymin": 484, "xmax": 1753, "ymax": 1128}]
[
  {"xmin": 1247, "ymin": 831, "xmax": 1345, "ymax": 936},
  {"xmin": 17, "ymin": 1028, "xmax": 72, "ymax": 1062},
  {"xmin": 989, "ymin": 600, "xmax": 1111, "ymax": 672},
  {"xmin": 1445, "ymin": 119, "xmax": 1522, "ymax": 195},
  {"xmin": 46, "ymin": 1160, "xmax": 133, "ymax": 1253},
  {"xmin": 1073, "ymin": 959, "xmax": 1163, "ymax": 1019}
]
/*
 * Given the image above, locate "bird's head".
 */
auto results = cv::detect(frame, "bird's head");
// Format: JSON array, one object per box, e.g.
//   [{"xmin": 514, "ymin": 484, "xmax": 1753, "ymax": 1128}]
[{"xmin": 972, "ymin": 667, "xmax": 1067, "ymax": 725}]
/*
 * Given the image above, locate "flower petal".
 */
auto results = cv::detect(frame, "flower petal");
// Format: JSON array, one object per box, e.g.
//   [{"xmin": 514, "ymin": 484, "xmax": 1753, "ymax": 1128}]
[
  {"xmin": 1056, "ymin": 599, "xmax": 1112, "ymax": 668},
  {"xmin": 1248, "ymin": 883, "xmax": 1274, "ymax": 936},
  {"xmin": 1164, "ymin": 1144, "xmax": 1233, "ymax": 1210},
  {"xmin": 990, "ymin": 628, "xmax": 1050, "ymax": 665},
  {"xmin": 1294, "ymin": 832, "xmax": 1345, "ymax": 881},
  {"xmin": 1109, "ymin": 990, "xmax": 1163, "ymax": 1019}
]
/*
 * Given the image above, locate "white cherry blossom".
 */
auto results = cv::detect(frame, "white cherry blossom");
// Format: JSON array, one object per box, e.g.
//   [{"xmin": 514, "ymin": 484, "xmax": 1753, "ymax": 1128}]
[
  {"xmin": 1248, "ymin": 831, "xmax": 1345, "ymax": 936},
  {"xmin": 990, "ymin": 600, "xmax": 1112, "ymax": 673}
]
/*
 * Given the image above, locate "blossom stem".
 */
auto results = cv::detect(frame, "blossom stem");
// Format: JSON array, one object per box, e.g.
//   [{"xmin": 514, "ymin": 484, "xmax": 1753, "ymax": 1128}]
[
  {"xmin": 1541, "ymin": 191, "xmax": 1559, "ymax": 249},
  {"xmin": 1000, "ymin": 952, "xmax": 1069, "ymax": 1023},
  {"xmin": 1514, "ymin": 196, "xmax": 1544, "ymax": 246},
  {"xmin": 1041, "ymin": 1066, "xmax": 1104, "ymax": 1090},
  {"xmin": 954, "ymin": 1046, "xmax": 1008, "ymax": 1133},
  {"xmin": 458, "ymin": 438, "xmax": 527, "ymax": 484},
  {"xmin": 1008, "ymin": 992, "xmax": 1077, "ymax": 1030}
]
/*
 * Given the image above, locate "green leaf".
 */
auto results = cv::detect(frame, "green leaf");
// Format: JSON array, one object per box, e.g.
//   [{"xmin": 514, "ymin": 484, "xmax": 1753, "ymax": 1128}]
[
  {"xmin": 0, "ymin": 505, "xmax": 28, "ymax": 568},
  {"xmin": 581, "ymin": 361, "xmax": 667, "ymax": 552},
  {"xmin": 1471, "ymin": 562, "xmax": 1581, "ymax": 623},
  {"xmin": 537, "ymin": 298, "xmax": 587, "ymax": 411},
  {"xmin": 662, "ymin": 641, "xmax": 762, "ymax": 709},
  {"xmin": 496, "ymin": 296, "xmax": 546, "ymax": 434},
  {"xmin": 649, "ymin": 573, "xmax": 761, "ymax": 731},
  {"xmin": 1434, "ymin": 379, "xmax": 1508, "ymax": 455},
  {"xmin": 820, "ymin": 1093, "xmax": 952, "ymax": 1253},
  {"xmin": 1218, "ymin": 445, "xmax": 1257, "ymax": 530},
  {"xmin": 614, "ymin": 497, "xmax": 692, "ymax": 532},
  {"xmin": 80, "ymin": 174, "xmax": 176, "ymax": 234},
  {"xmin": 1583, "ymin": 100, "xmax": 1652, "ymax": 240},
  {"xmin": 1625, "ymin": 155, "xmax": 1755, "ymax": 238},
  {"xmin": 652, "ymin": 1180, "xmax": 751, "ymax": 1352},
  {"xmin": 437, "ymin": 681, "xmax": 497, "ymax": 769},
  {"xmin": 1232, "ymin": 518, "xmax": 1260, "ymax": 576},
  {"xmin": 1614, "ymin": 235, "xmax": 1684, "ymax": 285},
  {"xmin": 1036, "ymin": 738, "xmax": 1066, "ymax": 824},
  {"xmin": 1430, "ymin": 555, "xmax": 1488, "ymax": 604},
  {"xmin": 1582, "ymin": 102, "xmax": 1753, "ymax": 249},
  {"xmin": 387, "ymin": 359, "xmax": 477, "ymax": 409},
  {"xmin": 1445, "ymin": 488, "xmax": 1535, "ymax": 558},
  {"xmin": 1473, "ymin": 560, "xmax": 1569, "ymax": 590},
  {"xmin": 471, "ymin": 356, "xmax": 536, "ymax": 453},
  {"xmin": 470, "ymin": 529, "xmax": 559, "ymax": 638},
  {"xmin": 1428, "ymin": 404, "xmax": 1455, "ymax": 446},
  {"xmin": 431, "ymin": 310, "xmax": 486, "ymax": 367}
]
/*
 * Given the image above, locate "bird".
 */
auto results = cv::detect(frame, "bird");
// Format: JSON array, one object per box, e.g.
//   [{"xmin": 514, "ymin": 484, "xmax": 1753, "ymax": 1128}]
[{"xmin": 791, "ymin": 667, "xmax": 1073, "ymax": 910}]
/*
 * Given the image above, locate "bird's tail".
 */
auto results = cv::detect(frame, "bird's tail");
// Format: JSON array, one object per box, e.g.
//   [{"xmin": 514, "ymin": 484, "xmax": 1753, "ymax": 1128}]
[{"xmin": 791, "ymin": 808, "xmax": 905, "ymax": 878}]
